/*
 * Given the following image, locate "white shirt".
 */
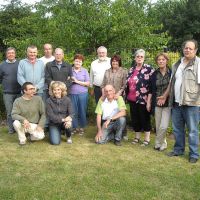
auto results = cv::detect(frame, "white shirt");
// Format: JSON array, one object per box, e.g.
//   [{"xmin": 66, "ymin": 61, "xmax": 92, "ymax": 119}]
[
  {"xmin": 39, "ymin": 56, "xmax": 55, "ymax": 66},
  {"xmin": 174, "ymin": 59, "xmax": 186, "ymax": 103},
  {"xmin": 101, "ymin": 98, "xmax": 119, "ymax": 120},
  {"xmin": 90, "ymin": 57, "xmax": 111, "ymax": 87}
]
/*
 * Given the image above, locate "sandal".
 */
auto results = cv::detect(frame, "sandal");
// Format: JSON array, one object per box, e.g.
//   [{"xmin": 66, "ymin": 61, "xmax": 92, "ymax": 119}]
[
  {"xmin": 79, "ymin": 128, "xmax": 85, "ymax": 136},
  {"xmin": 141, "ymin": 140, "xmax": 150, "ymax": 146},
  {"xmin": 131, "ymin": 138, "xmax": 140, "ymax": 144}
]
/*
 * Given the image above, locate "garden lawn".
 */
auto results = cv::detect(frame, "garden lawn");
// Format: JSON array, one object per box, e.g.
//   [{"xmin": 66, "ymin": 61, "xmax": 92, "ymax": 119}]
[{"xmin": 0, "ymin": 126, "xmax": 199, "ymax": 200}]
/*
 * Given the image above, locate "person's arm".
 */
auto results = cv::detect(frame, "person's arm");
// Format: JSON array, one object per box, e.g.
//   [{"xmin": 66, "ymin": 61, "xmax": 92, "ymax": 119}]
[
  {"xmin": 95, "ymin": 114, "xmax": 103, "ymax": 142},
  {"xmin": 11, "ymin": 99, "xmax": 26, "ymax": 122},
  {"xmin": 45, "ymin": 64, "xmax": 53, "ymax": 87},
  {"xmin": 0, "ymin": 64, "xmax": 3, "ymax": 84},
  {"xmin": 17, "ymin": 60, "xmax": 26, "ymax": 86},
  {"xmin": 38, "ymin": 98, "xmax": 46, "ymax": 128},
  {"xmin": 116, "ymin": 68, "xmax": 128, "ymax": 97},
  {"xmin": 103, "ymin": 109, "xmax": 126, "ymax": 128},
  {"xmin": 157, "ymin": 82, "xmax": 171, "ymax": 106},
  {"xmin": 35, "ymin": 63, "xmax": 45, "ymax": 91}
]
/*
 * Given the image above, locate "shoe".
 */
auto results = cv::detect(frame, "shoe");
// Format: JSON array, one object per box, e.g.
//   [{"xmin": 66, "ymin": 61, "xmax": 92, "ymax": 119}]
[
  {"xmin": 167, "ymin": 151, "xmax": 181, "ymax": 157},
  {"xmin": 189, "ymin": 157, "xmax": 198, "ymax": 163},
  {"xmin": 67, "ymin": 137, "xmax": 72, "ymax": 144},
  {"xmin": 79, "ymin": 128, "xmax": 84, "ymax": 136},
  {"xmin": 123, "ymin": 136, "xmax": 128, "ymax": 141},
  {"xmin": 114, "ymin": 140, "xmax": 122, "ymax": 146},
  {"xmin": 131, "ymin": 138, "xmax": 140, "ymax": 144},
  {"xmin": 154, "ymin": 146, "xmax": 160, "ymax": 151},
  {"xmin": 159, "ymin": 145, "xmax": 167, "ymax": 151},
  {"xmin": 71, "ymin": 128, "xmax": 79, "ymax": 135},
  {"xmin": 141, "ymin": 140, "xmax": 150, "ymax": 147},
  {"xmin": 19, "ymin": 141, "xmax": 26, "ymax": 146}
]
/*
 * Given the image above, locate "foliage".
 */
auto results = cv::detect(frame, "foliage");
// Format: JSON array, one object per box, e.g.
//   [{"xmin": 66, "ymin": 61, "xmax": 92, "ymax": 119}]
[
  {"xmin": 150, "ymin": 0, "xmax": 200, "ymax": 50},
  {"xmin": 0, "ymin": 0, "xmax": 169, "ymax": 57}
]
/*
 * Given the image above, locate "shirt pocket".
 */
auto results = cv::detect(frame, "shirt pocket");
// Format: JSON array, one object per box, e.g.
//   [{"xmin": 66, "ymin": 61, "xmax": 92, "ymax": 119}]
[{"xmin": 185, "ymin": 70, "xmax": 198, "ymax": 93}]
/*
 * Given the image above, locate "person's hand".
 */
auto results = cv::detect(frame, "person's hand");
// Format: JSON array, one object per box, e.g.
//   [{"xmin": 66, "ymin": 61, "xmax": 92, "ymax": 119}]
[
  {"xmin": 114, "ymin": 93, "xmax": 120, "ymax": 100},
  {"xmin": 23, "ymin": 119, "xmax": 30, "ymax": 129},
  {"xmin": 71, "ymin": 77, "xmax": 78, "ymax": 83},
  {"xmin": 146, "ymin": 101, "xmax": 151, "ymax": 112},
  {"xmin": 95, "ymin": 130, "xmax": 103, "ymax": 143},
  {"xmin": 157, "ymin": 96, "xmax": 166, "ymax": 106},
  {"xmin": 36, "ymin": 125, "xmax": 43, "ymax": 132},
  {"xmin": 90, "ymin": 88, "xmax": 94, "ymax": 96},
  {"xmin": 103, "ymin": 119, "xmax": 111, "ymax": 129}
]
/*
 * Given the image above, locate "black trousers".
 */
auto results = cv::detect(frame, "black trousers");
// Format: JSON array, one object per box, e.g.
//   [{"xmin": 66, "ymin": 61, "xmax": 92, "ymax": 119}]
[{"xmin": 94, "ymin": 85, "xmax": 102, "ymax": 104}]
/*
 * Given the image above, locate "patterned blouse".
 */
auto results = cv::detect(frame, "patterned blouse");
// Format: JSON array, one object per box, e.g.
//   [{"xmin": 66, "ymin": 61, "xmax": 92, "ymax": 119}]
[{"xmin": 125, "ymin": 64, "xmax": 155, "ymax": 105}]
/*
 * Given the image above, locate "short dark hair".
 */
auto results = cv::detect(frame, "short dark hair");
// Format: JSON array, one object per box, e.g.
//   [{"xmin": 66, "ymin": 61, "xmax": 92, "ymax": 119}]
[
  {"xmin": 22, "ymin": 82, "xmax": 33, "ymax": 94},
  {"xmin": 182, "ymin": 39, "xmax": 198, "ymax": 50},
  {"xmin": 111, "ymin": 55, "xmax": 122, "ymax": 67}
]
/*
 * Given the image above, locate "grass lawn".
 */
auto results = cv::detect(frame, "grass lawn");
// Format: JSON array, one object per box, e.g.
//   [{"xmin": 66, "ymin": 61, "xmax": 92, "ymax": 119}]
[{"xmin": 0, "ymin": 125, "xmax": 199, "ymax": 200}]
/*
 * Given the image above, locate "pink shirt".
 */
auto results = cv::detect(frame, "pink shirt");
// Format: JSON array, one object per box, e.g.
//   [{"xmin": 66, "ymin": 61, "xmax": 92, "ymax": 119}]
[{"xmin": 127, "ymin": 69, "xmax": 139, "ymax": 102}]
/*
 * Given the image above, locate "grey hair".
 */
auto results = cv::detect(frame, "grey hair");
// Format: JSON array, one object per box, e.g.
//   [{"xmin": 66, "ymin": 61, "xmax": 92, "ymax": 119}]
[
  {"xmin": 54, "ymin": 48, "xmax": 64, "ymax": 54},
  {"xmin": 97, "ymin": 46, "xmax": 107, "ymax": 53},
  {"xmin": 6, "ymin": 47, "xmax": 16, "ymax": 53},
  {"xmin": 135, "ymin": 49, "xmax": 145, "ymax": 57}
]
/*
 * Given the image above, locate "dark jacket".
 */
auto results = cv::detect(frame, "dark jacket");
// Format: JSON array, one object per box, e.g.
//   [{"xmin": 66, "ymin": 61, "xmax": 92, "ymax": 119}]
[
  {"xmin": 45, "ymin": 60, "xmax": 73, "ymax": 89},
  {"xmin": 46, "ymin": 95, "xmax": 74, "ymax": 125},
  {"xmin": 0, "ymin": 60, "xmax": 21, "ymax": 94}
]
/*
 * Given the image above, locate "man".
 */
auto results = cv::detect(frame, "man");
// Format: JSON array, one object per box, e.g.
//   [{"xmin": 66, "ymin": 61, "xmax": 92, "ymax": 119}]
[
  {"xmin": 158, "ymin": 39, "xmax": 200, "ymax": 163},
  {"xmin": 39, "ymin": 43, "xmax": 55, "ymax": 66},
  {"xmin": 45, "ymin": 48, "xmax": 72, "ymax": 89},
  {"xmin": 12, "ymin": 82, "xmax": 46, "ymax": 145},
  {"xmin": 0, "ymin": 47, "xmax": 21, "ymax": 134},
  {"xmin": 95, "ymin": 85, "xmax": 126, "ymax": 146},
  {"xmin": 39, "ymin": 43, "xmax": 55, "ymax": 101},
  {"xmin": 17, "ymin": 45, "xmax": 45, "ymax": 97},
  {"xmin": 90, "ymin": 46, "xmax": 111, "ymax": 104}
]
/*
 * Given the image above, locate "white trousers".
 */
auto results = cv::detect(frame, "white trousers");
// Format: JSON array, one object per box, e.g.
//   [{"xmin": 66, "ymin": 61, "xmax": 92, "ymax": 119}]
[
  {"xmin": 155, "ymin": 107, "xmax": 171, "ymax": 148},
  {"xmin": 13, "ymin": 120, "xmax": 45, "ymax": 143}
]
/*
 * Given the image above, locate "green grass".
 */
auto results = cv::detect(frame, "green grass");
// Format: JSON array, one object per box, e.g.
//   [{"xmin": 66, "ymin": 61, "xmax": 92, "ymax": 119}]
[{"xmin": 0, "ymin": 126, "xmax": 200, "ymax": 200}]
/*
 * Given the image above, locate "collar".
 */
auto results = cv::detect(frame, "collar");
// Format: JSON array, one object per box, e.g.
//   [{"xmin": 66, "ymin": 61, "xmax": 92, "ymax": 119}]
[
  {"xmin": 98, "ymin": 57, "xmax": 109, "ymax": 63},
  {"xmin": 6, "ymin": 59, "xmax": 16, "ymax": 63}
]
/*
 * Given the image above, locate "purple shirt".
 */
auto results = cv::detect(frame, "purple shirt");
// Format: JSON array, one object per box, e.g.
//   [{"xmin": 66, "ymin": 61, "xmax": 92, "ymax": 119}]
[{"xmin": 70, "ymin": 67, "xmax": 90, "ymax": 94}]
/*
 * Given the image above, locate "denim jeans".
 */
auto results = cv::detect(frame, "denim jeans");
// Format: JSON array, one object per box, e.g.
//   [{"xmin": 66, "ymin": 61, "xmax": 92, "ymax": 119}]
[
  {"xmin": 69, "ymin": 93, "xmax": 88, "ymax": 129},
  {"xmin": 3, "ymin": 93, "xmax": 21, "ymax": 133},
  {"xmin": 49, "ymin": 124, "xmax": 71, "ymax": 145},
  {"xmin": 172, "ymin": 105, "xmax": 199, "ymax": 159},
  {"xmin": 97, "ymin": 117, "xmax": 126, "ymax": 144}
]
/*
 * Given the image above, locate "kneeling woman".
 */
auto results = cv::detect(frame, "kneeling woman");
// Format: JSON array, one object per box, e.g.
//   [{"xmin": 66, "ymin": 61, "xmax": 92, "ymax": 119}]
[{"xmin": 46, "ymin": 81, "xmax": 74, "ymax": 145}]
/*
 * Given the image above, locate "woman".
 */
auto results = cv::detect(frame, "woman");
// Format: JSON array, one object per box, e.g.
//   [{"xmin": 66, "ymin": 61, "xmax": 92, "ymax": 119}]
[
  {"xmin": 101, "ymin": 54, "xmax": 127, "ymax": 98},
  {"xmin": 125, "ymin": 49, "xmax": 154, "ymax": 146},
  {"xmin": 70, "ymin": 54, "xmax": 90, "ymax": 135},
  {"xmin": 152, "ymin": 53, "xmax": 171, "ymax": 151},
  {"xmin": 46, "ymin": 81, "xmax": 74, "ymax": 145}
]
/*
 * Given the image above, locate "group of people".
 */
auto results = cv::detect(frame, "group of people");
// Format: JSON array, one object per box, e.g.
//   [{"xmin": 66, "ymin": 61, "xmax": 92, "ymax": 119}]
[{"xmin": 0, "ymin": 40, "xmax": 199, "ymax": 164}]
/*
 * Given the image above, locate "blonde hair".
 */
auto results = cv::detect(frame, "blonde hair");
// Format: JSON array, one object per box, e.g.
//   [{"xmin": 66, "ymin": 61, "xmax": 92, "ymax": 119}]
[{"xmin": 49, "ymin": 81, "xmax": 67, "ymax": 97}]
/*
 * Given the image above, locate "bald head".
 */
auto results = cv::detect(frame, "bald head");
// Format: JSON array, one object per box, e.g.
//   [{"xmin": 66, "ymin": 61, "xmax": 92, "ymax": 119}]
[
  {"xmin": 54, "ymin": 48, "xmax": 64, "ymax": 63},
  {"xmin": 104, "ymin": 85, "xmax": 115, "ymax": 100}
]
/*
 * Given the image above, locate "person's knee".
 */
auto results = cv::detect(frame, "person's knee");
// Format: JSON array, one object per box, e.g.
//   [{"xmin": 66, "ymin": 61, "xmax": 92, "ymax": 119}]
[
  {"xmin": 118, "ymin": 117, "xmax": 126, "ymax": 126},
  {"xmin": 13, "ymin": 120, "xmax": 22, "ymax": 129}
]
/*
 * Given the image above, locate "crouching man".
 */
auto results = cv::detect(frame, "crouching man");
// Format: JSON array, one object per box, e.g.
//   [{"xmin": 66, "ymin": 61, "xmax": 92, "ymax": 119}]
[
  {"xmin": 12, "ymin": 82, "xmax": 46, "ymax": 145},
  {"xmin": 95, "ymin": 84, "xmax": 126, "ymax": 146}
]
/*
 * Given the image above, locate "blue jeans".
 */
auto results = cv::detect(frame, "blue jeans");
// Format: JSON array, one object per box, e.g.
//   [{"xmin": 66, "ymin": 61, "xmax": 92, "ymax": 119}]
[
  {"xmin": 69, "ymin": 93, "xmax": 88, "ymax": 128},
  {"xmin": 49, "ymin": 124, "xmax": 71, "ymax": 145},
  {"xmin": 172, "ymin": 105, "xmax": 199, "ymax": 159},
  {"xmin": 3, "ymin": 93, "xmax": 21, "ymax": 133},
  {"xmin": 98, "ymin": 117, "xmax": 126, "ymax": 144}
]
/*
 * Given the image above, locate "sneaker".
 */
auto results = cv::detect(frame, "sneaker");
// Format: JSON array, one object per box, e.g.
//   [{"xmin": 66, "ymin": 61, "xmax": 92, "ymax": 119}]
[
  {"xmin": 167, "ymin": 151, "xmax": 183, "ymax": 157},
  {"xmin": 123, "ymin": 135, "xmax": 129, "ymax": 141},
  {"xmin": 189, "ymin": 157, "xmax": 198, "ymax": 163},
  {"xmin": 71, "ymin": 128, "xmax": 79, "ymax": 135},
  {"xmin": 159, "ymin": 145, "xmax": 167, "ymax": 151},
  {"xmin": 19, "ymin": 141, "xmax": 26, "ymax": 146},
  {"xmin": 114, "ymin": 140, "xmax": 122, "ymax": 146},
  {"xmin": 67, "ymin": 137, "xmax": 72, "ymax": 144},
  {"xmin": 154, "ymin": 146, "xmax": 160, "ymax": 151}
]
